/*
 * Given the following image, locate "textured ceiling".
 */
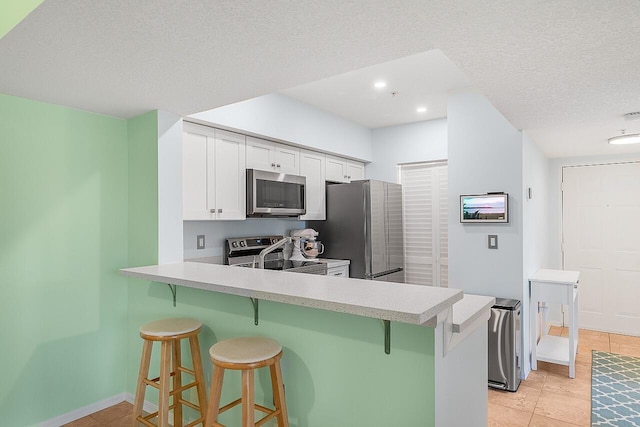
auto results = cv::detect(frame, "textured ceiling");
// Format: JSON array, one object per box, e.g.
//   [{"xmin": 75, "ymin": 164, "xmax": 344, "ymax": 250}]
[
  {"xmin": 1, "ymin": 0, "xmax": 640, "ymax": 157},
  {"xmin": 282, "ymin": 50, "xmax": 472, "ymax": 128}
]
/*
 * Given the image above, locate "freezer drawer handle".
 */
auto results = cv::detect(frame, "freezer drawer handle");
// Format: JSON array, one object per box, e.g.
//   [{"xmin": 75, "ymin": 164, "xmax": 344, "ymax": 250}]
[{"xmin": 366, "ymin": 267, "xmax": 403, "ymax": 280}]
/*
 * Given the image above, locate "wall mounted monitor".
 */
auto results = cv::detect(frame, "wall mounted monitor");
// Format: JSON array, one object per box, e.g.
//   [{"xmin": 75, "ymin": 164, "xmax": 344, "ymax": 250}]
[{"xmin": 460, "ymin": 193, "xmax": 509, "ymax": 223}]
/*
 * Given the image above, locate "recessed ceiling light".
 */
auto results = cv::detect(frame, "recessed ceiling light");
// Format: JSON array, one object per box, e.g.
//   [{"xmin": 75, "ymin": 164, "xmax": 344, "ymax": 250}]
[
  {"xmin": 374, "ymin": 81, "xmax": 386, "ymax": 89},
  {"xmin": 608, "ymin": 130, "xmax": 640, "ymax": 145},
  {"xmin": 416, "ymin": 106, "xmax": 427, "ymax": 113}
]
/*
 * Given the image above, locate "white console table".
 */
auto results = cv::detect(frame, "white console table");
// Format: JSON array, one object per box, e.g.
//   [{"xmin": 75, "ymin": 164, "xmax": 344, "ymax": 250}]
[{"xmin": 529, "ymin": 269, "xmax": 580, "ymax": 378}]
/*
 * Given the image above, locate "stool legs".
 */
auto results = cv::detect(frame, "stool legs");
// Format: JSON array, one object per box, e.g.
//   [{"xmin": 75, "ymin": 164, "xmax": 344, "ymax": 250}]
[
  {"xmin": 206, "ymin": 367, "xmax": 225, "ymax": 426},
  {"xmin": 172, "ymin": 340, "xmax": 183, "ymax": 427},
  {"xmin": 241, "ymin": 370, "xmax": 255, "ymax": 427},
  {"xmin": 132, "ymin": 341, "xmax": 153, "ymax": 427},
  {"xmin": 270, "ymin": 363, "xmax": 289, "ymax": 427},
  {"xmin": 133, "ymin": 336, "xmax": 208, "ymax": 427},
  {"xmin": 189, "ymin": 333, "xmax": 209, "ymax": 422},
  {"xmin": 158, "ymin": 341, "xmax": 172, "ymax": 426}
]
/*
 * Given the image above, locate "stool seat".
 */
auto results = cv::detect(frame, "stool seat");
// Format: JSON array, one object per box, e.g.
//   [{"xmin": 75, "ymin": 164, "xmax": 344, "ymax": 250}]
[
  {"xmin": 139, "ymin": 317, "xmax": 202, "ymax": 337},
  {"xmin": 209, "ymin": 337, "xmax": 282, "ymax": 364}
]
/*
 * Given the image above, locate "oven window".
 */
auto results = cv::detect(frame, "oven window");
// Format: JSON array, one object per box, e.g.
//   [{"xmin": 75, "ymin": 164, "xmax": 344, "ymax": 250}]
[{"xmin": 255, "ymin": 179, "xmax": 305, "ymax": 209}]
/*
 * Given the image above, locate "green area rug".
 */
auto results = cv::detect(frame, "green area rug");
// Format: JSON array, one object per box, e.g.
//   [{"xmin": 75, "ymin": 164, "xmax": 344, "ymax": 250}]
[{"xmin": 592, "ymin": 350, "xmax": 640, "ymax": 426}]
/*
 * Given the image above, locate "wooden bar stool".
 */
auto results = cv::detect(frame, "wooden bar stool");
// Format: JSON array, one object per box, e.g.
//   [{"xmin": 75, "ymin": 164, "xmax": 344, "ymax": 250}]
[
  {"xmin": 205, "ymin": 337, "xmax": 289, "ymax": 427},
  {"xmin": 133, "ymin": 318, "xmax": 208, "ymax": 427}
]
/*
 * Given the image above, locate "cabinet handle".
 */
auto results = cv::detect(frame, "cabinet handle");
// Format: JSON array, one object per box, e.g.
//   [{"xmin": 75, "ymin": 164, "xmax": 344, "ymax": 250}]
[
  {"xmin": 271, "ymin": 163, "xmax": 276, "ymax": 167},
  {"xmin": 348, "ymin": 176, "xmax": 351, "ymax": 179},
  {"xmin": 344, "ymin": 175, "xmax": 348, "ymax": 179},
  {"xmin": 277, "ymin": 164, "xmax": 281, "ymax": 168},
  {"xmin": 218, "ymin": 209, "xmax": 223, "ymax": 213},
  {"xmin": 210, "ymin": 209, "xmax": 215, "ymax": 213}
]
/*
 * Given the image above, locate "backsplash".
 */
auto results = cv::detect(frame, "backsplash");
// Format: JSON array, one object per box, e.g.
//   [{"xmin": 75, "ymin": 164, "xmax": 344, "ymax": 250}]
[{"xmin": 183, "ymin": 219, "xmax": 306, "ymax": 261}]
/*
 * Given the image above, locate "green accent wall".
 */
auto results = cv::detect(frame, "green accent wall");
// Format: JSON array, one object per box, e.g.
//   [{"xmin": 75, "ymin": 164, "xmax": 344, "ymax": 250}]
[
  {"xmin": 0, "ymin": 0, "xmax": 44, "ymax": 39},
  {"xmin": 0, "ymin": 93, "xmax": 129, "ymax": 426}
]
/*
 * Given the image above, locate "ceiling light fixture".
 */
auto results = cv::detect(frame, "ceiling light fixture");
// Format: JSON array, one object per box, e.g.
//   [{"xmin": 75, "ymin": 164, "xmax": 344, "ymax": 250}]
[
  {"xmin": 608, "ymin": 130, "xmax": 640, "ymax": 145},
  {"xmin": 416, "ymin": 106, "xmax": 427, "ymax": 113},
  {"xmin": 374, "ymin": 81, "xmax": 386, "ymax": 89}
]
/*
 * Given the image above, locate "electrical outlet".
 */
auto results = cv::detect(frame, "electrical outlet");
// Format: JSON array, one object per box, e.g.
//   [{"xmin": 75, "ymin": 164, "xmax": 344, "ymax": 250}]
[
  {"xmin": 197, "ymin": 235, "xmax": 205, "ymax": 249},
  {"xmin": 488, "ymin": 235, "xmax": 498, "ymax": 249}
]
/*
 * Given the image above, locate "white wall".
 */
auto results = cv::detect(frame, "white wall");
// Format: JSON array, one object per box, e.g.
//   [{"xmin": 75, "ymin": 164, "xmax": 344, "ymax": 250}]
[
  {"xmin": 368, "ymin": 118, "xmax": 447, "ymax": 182},
  {"xmin": 521, "ymin": 131, "xmax": 551, "ymax": 377},
  {"xmin": 447, "ymin": 92, "xmax": 524, "ymax": 298},
  {"xmin": 190, "ymin": 93, "xmax": 373, "ymax": 162},
  {"xmin": 183, "ymin": 219, "xmax": 305, "ymax": 261},
  {"xmin": 157, "ymin": 111, "xmax": 184, "ymax": 263}
]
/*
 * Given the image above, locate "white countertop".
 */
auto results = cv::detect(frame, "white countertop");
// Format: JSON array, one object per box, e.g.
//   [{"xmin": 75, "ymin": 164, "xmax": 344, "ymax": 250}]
[
  {"xmin": 530, "ymin": 269, "xmax": 580, "ymax": 285},
  {"xmin": 451, "ymin": 295, "xmax": 496, "ymax": 333},
  {"xmin": 121, "ymin": 262, "xmax": 462, "ymax": 326}
]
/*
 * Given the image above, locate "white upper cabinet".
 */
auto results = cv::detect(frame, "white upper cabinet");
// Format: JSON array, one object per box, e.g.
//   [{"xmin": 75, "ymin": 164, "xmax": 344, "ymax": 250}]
[
  {"xmin": 246, "ymin": 136, "xmax": 300, "ymax": 175},
  {"xmin": 299, "ymin": 149, "xmax": 326, "ymax": 220},
  {"xmin": 326, "ymin": 155, "xmax": 365, "ymax": 183},
  {"xmin": 183, "ymin": 124, "xmax": 246, "ymax": 220}
]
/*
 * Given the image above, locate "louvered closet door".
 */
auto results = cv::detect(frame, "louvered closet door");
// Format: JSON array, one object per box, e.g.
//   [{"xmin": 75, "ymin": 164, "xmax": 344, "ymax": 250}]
[{"xmin": 400, "ymin": 162, "xmax": 448, "ymax": 287}]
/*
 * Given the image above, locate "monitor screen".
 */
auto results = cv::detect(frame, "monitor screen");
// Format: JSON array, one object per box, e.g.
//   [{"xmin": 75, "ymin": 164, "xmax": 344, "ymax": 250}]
[{"xmin": 460, "ymin": 194, "xmax": 509, "ymax": 223}]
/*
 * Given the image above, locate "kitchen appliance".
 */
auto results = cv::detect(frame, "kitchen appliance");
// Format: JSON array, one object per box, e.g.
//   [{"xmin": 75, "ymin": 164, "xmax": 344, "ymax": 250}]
[
  {"xmin": 289, "ymin": 228, "xmax": 325, "ymax": 261},
  {"xmin": 224, "ymin": 235, "xmax": 327, "ymax": 275},
  {"xmin": 488, "ymin": 298, "xmax": 522, "ymax": 392},
  {"xmin": 309, "ymin": 180, "xmax": 404, "ymax": 282},
  {"xmin": 246, "ymin": 169, "xmax": 306, "ymax": 217}
]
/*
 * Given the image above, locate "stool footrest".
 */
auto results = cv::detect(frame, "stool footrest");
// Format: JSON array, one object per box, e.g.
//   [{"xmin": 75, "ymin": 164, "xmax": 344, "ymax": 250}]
[
  {"xmin": 184, "ymin": 416, "xmax": 205, "ymax": 427},
  {"xmin": 255, "ymin": 407, "xmax": 280, "ymax": 427},
  {"xmin": 177, "ymin": 397, "xmax": 200, "ymax": 412},
  {"xmin": 170, "ymin": 380, "xmax": 198, "ymax": 396},
  {"xmin": 219, "ymin": 397, "xmax": 242, "ymax": 414}
]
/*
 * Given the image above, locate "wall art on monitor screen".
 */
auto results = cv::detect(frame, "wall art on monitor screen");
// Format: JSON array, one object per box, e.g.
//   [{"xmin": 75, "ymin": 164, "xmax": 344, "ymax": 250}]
[{"xmin": 460, "ymin": 193, "xmax": 509, "ymax": 223}]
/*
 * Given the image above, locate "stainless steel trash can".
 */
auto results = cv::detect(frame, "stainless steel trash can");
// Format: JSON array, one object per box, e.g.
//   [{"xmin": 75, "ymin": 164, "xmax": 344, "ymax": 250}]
[{"xmin": 488, "ymin": 298, "xmax": 521, "ymax": 392}]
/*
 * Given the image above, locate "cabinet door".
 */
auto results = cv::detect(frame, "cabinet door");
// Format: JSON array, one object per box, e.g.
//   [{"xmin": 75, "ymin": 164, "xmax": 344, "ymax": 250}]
[
  {"xmin": 183, "ymin": 130, "xmax": 214, "ymax": 220},
  {"xmin": 274, "ymin": 143, "xmax": 300, "ymax": 175},
  {"xmin": 327, "ymin": 265, "xmax": 349, "ymax": 277},
  {"xmin": 347, "ymin": 161, "xmax": 365, "ymax": 181},
  {"xmin": 214, "ymin": 130, "xmax": 246, "ymax": 220},
  {"xmin": 326, "ymin": 155, "xmax": 348, "ymax": 182},
  {"xmin": 246, "ymin": 136, "xmax": 274, "ymax": 172},
  {"xmin": 299, "ymin": 150, "xmax": 326, "ymax": 220}
]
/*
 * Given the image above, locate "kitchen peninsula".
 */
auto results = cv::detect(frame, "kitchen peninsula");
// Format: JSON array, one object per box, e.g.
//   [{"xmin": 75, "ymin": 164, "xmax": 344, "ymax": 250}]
[{"xmin": 122, "ymin": 262, "xmax": 493, "ymax": 426}]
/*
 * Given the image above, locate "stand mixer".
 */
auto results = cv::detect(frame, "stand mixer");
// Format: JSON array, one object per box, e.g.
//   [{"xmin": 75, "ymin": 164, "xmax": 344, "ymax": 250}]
[{"xmin": 288, "ymin": 228, "xmax": 324, "ymax": 261}]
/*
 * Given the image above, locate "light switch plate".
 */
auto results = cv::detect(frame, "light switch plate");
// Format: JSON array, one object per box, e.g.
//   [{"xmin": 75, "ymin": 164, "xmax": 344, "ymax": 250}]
[
  {"xmin": 488, "ymin": 235, "xmax": 498, "ymax": 249},
  {"xmin": 197, "ymin": 234, "xmax": 205, "ymax": 250}
]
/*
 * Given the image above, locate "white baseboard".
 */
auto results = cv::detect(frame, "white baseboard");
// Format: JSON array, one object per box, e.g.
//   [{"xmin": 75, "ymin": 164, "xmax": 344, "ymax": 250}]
[{"xmin": 40, "ymin": 392, "xmax": 158, "ymax": 427}]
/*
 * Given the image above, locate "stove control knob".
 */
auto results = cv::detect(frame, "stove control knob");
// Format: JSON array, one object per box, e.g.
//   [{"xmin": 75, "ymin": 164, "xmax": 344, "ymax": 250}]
[
  {"xmin": 231, "ymin": 241, "xmax": 238, "ymax": 248},
  {"xmin": 239, "ymin": 241, "xmax": 246, "ymax": 247}
]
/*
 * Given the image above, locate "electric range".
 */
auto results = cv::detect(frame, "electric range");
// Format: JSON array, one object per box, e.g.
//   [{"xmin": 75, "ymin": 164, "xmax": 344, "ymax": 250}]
[{"xmin": 224, "ymin": 236, "xmax": 327, "ymax": 275}]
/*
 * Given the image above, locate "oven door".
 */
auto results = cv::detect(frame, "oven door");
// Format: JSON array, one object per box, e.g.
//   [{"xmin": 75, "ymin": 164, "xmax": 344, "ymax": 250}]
[{"xmin": 247, "ymin": 169, "xmax": 306, "ymax": 217}]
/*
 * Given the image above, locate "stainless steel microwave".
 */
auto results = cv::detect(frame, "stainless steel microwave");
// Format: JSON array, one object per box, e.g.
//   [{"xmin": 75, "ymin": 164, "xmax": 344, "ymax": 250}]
[{"xmin": 246, "ymin": 169, "xmax": 306, "ymax": 217}]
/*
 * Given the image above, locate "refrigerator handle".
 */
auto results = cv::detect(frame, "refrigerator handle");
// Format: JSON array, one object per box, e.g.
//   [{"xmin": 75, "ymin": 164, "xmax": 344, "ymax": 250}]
[{"xmin": 366, "ymin": 267, "xmax": 404, "ymax": 280}]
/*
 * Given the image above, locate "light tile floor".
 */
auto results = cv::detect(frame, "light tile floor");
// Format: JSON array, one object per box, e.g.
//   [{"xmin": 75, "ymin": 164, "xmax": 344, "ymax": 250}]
[
  {"xmin": 489, "ymin": 327, "xmax": 640, "ymax": 427},
  {"xmin": 64, "ymin": 328, "xmax": 640, "ymax": 427}
]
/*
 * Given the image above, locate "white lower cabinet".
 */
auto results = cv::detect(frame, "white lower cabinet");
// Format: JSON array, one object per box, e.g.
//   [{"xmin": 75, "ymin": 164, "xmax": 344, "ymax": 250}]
[
  {"xmin": 183, "ymin": 124, "xmax": 246, "ymax": 220},
  {"xmin": 299, "ymin": 149, "xmax": 326, "ymax": 220},
  {"xmin": 327, "ymin": 265, "xmax": 349, "ymax": 277}
]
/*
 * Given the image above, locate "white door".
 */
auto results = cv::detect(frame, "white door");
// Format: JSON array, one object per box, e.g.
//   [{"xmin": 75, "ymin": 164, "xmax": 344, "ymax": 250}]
[
  {"xmin": 326, "ymin": 155, "xmax": 348, "ymax": 182},
  {"xmin": 299, "ymin": 150, "xmax": 326, "ymax": 220},
  {"xmin": 245, "ymin": 136, "xmax": 274, "ymax": 172},
  {"xmin": 213, "ymin": 130, "xmax": 246, "ymax": 220},
  {"xmin": 399, "ymin": 162, "xmax": 448, "ymax": 286},
  {"xmin": 346, "ymin": 161, "xmax": 365, "ymax": 181},
  {"xmin": 562, "ymin": 162, "xmax": 640, "ymax": 335},
  {"xmin": 274, "ymin": 144, "xmax": 300, "ymax": 175}
]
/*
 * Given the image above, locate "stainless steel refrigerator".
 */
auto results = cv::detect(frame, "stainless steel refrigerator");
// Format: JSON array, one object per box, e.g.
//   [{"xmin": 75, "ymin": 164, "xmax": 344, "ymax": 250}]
[{"xmin": 310, "ymin": 180, "xmax": 404, "ymax": 282}]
